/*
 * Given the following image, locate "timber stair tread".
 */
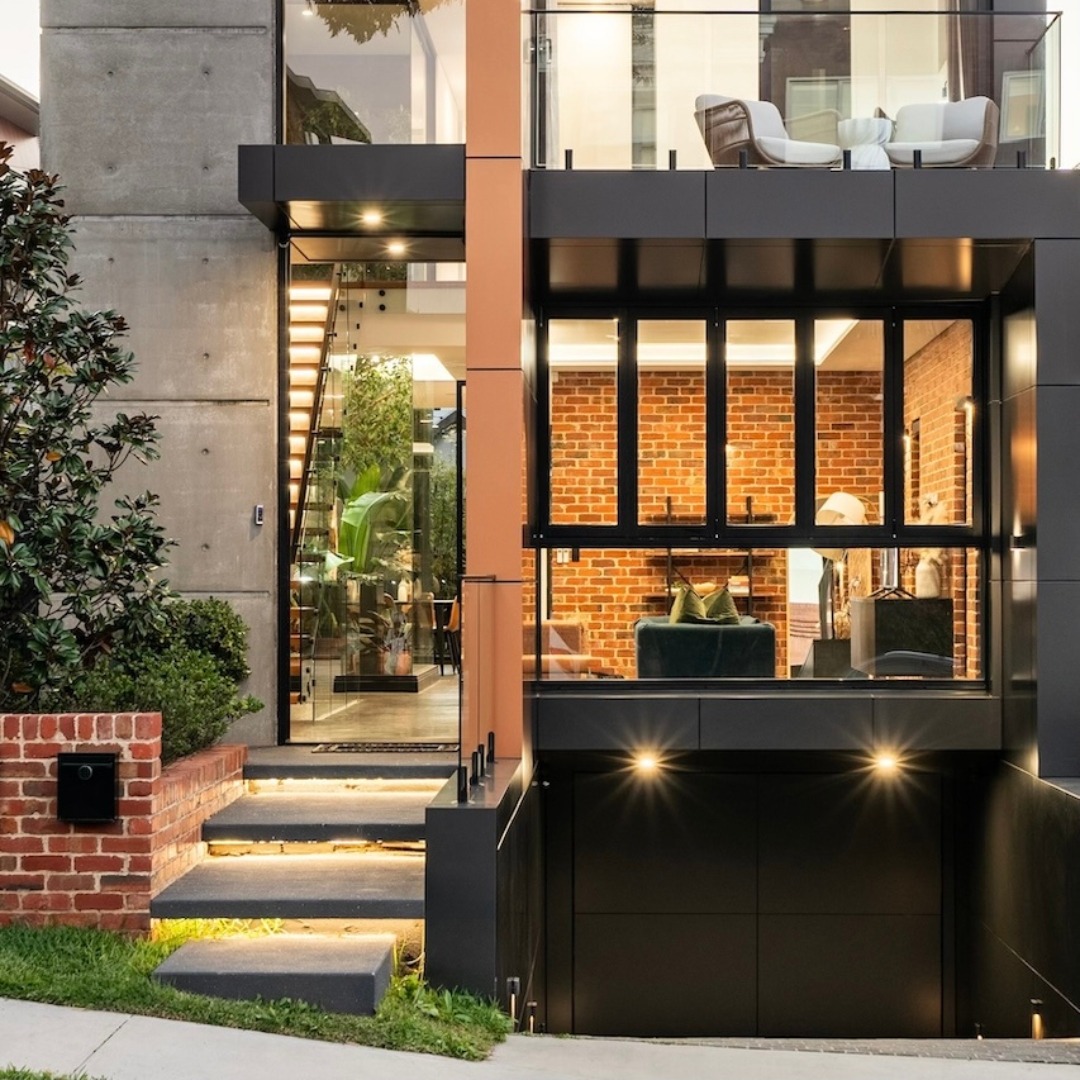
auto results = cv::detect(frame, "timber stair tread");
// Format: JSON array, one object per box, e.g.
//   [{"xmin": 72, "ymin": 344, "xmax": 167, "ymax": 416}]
[{"xmin": 243, "ymin": 746, "xmax": 458, "ymax": 781}]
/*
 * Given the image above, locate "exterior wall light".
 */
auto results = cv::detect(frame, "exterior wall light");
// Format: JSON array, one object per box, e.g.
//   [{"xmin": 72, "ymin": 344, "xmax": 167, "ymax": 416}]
[
  {"xmin": 386, "ymin": 241, "xmax": 406, "ymax": 257},
  {"xmin": 873, "ymin": 752, "xmax": 900, "ymax": 773},
  {"xmin": 361, "ymin": 210, "xmax": 383, "ymax": 227},
  {"xmin": 634, "ymin": 753, "xmax": 660, "ymax": 773},
  {"xmin": 1031, "ymin": 998, "xmax": 1044, "ymax": 1040}
]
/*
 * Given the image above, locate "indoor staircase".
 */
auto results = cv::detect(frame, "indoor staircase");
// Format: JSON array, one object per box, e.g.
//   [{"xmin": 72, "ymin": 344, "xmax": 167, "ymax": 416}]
[{"xmin": 151, "ymin": 749, "xmax": 456, "ymax": 1015}]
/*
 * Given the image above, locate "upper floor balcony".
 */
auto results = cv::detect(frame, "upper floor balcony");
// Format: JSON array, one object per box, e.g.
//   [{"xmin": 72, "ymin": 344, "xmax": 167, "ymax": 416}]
[{"xmin": 525, "ymin": 7, "xmax": 1060, "ymax": 172}]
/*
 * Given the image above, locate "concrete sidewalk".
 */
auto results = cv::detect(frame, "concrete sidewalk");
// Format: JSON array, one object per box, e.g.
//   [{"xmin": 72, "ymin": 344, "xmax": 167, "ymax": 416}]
[{"xmin": 2, "ymin": 999, "xmax": 1079, "ymax": 1080}]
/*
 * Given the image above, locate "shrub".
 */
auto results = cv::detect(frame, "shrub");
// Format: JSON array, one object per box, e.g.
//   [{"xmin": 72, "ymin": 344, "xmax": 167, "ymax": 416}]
[
  {"xmin": 0, "ymin": 143, "xmax": 172, "ymax": 709},
  {"xmin": 141, "ymin": 597, "xmax": 252, "ymax": 684},
  {"xmin": 74, "ymin": 645, "xmax": 261, "ymax": 764}
]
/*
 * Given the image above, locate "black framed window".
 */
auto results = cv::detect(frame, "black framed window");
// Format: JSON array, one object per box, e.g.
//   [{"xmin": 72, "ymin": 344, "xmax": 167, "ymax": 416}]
[{"xmin": 532, "ymin": 304, "xmax": 987, "ymax": 682}]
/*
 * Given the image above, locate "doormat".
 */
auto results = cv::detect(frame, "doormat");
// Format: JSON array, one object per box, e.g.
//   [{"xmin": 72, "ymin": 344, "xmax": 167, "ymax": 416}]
[{"xmin": 312, "ymin": 742, "xmax": 459, "ymax": 753}]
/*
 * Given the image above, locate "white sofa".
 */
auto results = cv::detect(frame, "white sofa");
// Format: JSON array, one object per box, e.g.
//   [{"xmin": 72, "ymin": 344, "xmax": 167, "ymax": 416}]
[
  {"xmin": 884, "ymin": 97, "xmax": 999, "ymax": 167},
  {"xmin": 694, "ymin": 94, "xmax": 841, "ymax": 167}
]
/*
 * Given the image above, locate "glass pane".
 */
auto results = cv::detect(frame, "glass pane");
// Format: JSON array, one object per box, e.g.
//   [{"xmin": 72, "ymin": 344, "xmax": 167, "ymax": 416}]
[
  {"xmin": 791, "ymin": 546, "xmax": 980, "ymax": 680},
  {"xmin": 289, "ymin": 261, "xmax": 464, "ymax": 741},
  {"xmin": 537, "ymin": 544, "xmax": 981, "ymax": 681},
  {"xmin": 815, "ymin": 319, "xmax": 883, "ymax": 526},
  {"xmin": 549, "ymin": 318, "xmax": 619, "ymax": 526},
  {"xmin": 726, "ymin": 320, "xmax": 795, "ymax": 526},
  {"xmin": 638, "ymin": 320, "xmax": 707, "ymax": 526},
  {"xmin": 284, "ymin": 0, "xmax": 466, "ymax": 146},
  {"xmin": 903, "ymin": 319, "xmax": 974, "ymax": 526}
]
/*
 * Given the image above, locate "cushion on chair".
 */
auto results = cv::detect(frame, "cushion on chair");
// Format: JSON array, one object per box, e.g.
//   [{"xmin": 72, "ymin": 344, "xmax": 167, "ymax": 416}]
[
  {"xmin": 757, "ymin": 135, "xmax": 841, "ymax": 165},
  {"xmin": 883, "ymin": 140, "xmax": 981, "ymax": 166}
]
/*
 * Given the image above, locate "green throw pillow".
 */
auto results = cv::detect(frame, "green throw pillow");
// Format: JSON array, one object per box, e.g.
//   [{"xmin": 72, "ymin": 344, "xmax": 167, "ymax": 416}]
[
  {"xmin": 703, "ymin": 586, "xmax": 740, "ymax": 625},
  {"xmin": 669, "ymin": 584, "xmax": 707, "ymax": 624}
]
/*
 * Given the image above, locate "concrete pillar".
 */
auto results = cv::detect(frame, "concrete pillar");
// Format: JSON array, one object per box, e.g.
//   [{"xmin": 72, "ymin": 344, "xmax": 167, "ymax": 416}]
[
  {"xmin": 40, "ymin": 1, "xmax": 279, "ymax": 741},
  {"xmin": 463, "ymin": 0, "xmax": 525, "ymax": 761}
]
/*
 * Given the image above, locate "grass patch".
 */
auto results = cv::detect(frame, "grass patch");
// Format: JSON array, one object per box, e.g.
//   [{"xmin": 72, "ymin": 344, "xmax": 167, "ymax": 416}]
[
  {"xmin": 0, "ymin": 1072, "xmax": 107, "ymax": 1080},
  {"xmin": 0, "ymin": 924, "xmax": 510, "ymax": 1061}
]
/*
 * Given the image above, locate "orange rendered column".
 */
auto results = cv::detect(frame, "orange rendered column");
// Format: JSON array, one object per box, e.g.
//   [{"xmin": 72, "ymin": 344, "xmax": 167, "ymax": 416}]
[{"xmin": 463, "ymin": 0, "xmax": 525, "ymax": 762}]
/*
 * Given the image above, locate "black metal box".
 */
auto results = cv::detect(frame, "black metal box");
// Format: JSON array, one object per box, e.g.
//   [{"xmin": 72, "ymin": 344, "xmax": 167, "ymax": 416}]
[{"xmin": 57, "ymin": 752, "xmax": 118, "ymax": 823}]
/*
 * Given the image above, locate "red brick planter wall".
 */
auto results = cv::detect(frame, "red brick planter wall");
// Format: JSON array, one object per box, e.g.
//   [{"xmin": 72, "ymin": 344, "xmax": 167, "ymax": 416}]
[{"xmin": 0, "ymin": 714, "xmax": 245, "ymax": 932}]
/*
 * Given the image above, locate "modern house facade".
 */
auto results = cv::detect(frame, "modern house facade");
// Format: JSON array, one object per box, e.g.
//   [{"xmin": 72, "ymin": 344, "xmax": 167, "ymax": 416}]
[{"xmin": 37, "ymin": 0, "xmax": 1080, "ymax": 1040}]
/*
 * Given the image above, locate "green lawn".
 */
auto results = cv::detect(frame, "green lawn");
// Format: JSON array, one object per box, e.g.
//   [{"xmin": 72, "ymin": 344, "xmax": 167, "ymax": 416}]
[
  {"xmin": 0, "ymin": 923, "xmax": 510, "ymax": 1061},
  {"xmin": 0, "ymin": 1071, "xmax": 107, "ymax": 1080}
]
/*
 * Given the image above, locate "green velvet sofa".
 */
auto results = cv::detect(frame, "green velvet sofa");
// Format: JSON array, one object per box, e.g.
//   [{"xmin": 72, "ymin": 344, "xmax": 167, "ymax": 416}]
[{"xmin": 634, "ymin": 616, "xmax": 776, "ymax": 678}]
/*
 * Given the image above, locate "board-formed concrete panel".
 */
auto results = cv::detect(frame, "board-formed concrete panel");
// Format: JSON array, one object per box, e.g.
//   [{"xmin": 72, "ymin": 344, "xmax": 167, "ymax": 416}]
[
  {"xmin": 42, "ymin": 27, "xmax": 274, "ymax": 215},
  {"xmin": 68, "ymin": 217, "xmax": 276, "ymax": 401},
  {"xmin": 117, "ymin": 401, "xmax": 276, "ymax": 593},
  {"xmin": 43, "ymin": 1, "xmax": 273, "ymax": 28}
]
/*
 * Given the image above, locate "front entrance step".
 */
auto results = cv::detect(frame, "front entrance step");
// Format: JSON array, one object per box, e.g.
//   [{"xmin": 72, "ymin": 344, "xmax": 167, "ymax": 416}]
[
  {"xmin": 150, "ymin": 852, "xmax": 424, "ymax": 920},
  {"xmin": 152, "ymin": 934, "xmax": 395, "ymax": 1015},
  {"xmin": 244, "ymin": 745, "xmax": 457, "ymax": 782},
  {"xmin": 202, "ymin": 788, "xmax": 434, "ymax": 844}
]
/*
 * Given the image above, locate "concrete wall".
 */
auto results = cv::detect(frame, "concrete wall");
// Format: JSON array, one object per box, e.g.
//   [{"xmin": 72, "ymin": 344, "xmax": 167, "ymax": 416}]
[{"xmin": 40, "ymin": 1, "xmax": 279, "ymax": 741}]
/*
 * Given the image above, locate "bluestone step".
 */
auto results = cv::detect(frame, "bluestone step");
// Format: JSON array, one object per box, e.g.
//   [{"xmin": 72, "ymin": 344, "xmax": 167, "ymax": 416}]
[
  {"xmin": 203, "ymin": 790, "xmax": 431, "ymax": 843},
  {"xmin": 244, "ymin": 746, "xmax": 457, "ymax": 781},
  {"xmin": 152, "ymin": 935, "xmax": 395, "ymax": 1015},
  {"xmin": 151, "ymin": 852, "xmax": 424, "ymax": 920}
]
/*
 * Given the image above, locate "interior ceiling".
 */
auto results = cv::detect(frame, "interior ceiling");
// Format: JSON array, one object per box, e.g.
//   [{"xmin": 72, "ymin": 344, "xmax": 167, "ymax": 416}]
[{"xmin": 541, "ymin": 237, "xmax": 1032, "ymax": 301}]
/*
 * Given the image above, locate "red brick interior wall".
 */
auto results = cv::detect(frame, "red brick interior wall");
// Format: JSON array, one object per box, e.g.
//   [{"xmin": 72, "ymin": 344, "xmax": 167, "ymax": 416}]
[
  {"xmin": 550, "ymin": 371, "xmax": 617, "ymax": 524},
  {"xmin": 902, "ymin": 320, "xmax": 978, "ymax": 676},
  {"xmin": 0, "ymin": 714, "xmax": 245, "ymax": 931},
  {"xmin": 539, "ymin": 323, "xmax": 978, "ymax": 679}
]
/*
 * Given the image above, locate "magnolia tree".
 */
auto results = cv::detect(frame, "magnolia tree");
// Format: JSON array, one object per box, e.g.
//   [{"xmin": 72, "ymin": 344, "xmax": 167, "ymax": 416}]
[{"xmin": 0, "ymin": 144, "xmax": 172, "ymax": 710}]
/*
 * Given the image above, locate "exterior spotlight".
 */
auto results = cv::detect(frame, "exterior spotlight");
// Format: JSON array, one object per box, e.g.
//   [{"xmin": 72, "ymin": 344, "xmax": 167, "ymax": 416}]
[
  {"xmin": 634, "ymin": 753, "xmax": 659, "ymax": 773},
  {"xmin": 873, "ymin": 753, "xmax": 899, "ymax": 773},
  {"xmin": 360, "ymin": 210, "xmax": 383, "ymax": 226},
  {"xmin": 386, "ymin": 240, "xmax": 406, "ymax": 257}
]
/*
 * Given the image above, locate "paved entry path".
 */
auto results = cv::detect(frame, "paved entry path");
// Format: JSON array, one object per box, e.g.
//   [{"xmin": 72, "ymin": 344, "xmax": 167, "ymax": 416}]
[{"xmin": 3, "ymin": 999, "xmax": 1080, "ymax": 1080}]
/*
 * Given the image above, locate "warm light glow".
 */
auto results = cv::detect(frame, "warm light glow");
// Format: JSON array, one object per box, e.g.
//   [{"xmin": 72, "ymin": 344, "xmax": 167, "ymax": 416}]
[
  {"xmin": 412, "ymin": 353, "xmax": 454, "ymax": 382},
  {"xmin": 874, "ymin": 753, "xmax": 900, "ymax": 773},
  {"xmin": 634, "ymin": 753, "xmax": 659, "ymax": 773},
  {"xmin": 361, "ymin": 210, "xmax": 384, "ymax": 226},
  {"xmin": 288, "ymin": 285, "xmax": 332, "ymax": 302},
  {"xmin": 289, "ymin": 303, "xmax": 329, "ymax": 323},
  {"xmin": 289, "ymin": 325, "xmax": 324, "ymax": 343},
  {"xmin": 386, "ymin": 241, "xmax": 407, "ymax": 257}
]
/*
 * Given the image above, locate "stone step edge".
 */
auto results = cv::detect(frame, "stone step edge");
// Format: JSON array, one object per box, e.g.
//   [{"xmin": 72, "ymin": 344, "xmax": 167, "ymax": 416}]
[
  {"xmin": 151, "ymin": 934, "xmax": 396, "ymax": 1016},
  {"xmin": 205, "ymin": 840, "xmax": 426, "ymax": 856}
]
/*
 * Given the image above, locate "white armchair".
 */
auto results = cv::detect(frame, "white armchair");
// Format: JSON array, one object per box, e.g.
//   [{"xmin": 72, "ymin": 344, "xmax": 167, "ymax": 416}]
[
  {"xmin": 884, "ymin": 97, "xmax": 999, "ymax": 167},
  {"xmin": 694, "ymin": 94, "xmax": 841, "ymax": 168}
]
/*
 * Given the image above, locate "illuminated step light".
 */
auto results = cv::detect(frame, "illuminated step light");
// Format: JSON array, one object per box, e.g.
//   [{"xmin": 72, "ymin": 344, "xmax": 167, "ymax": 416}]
[
  {"xmin": 289, "ymin": 325, "xmax": 324, "ymax": 343},
  {"xmin": 289, "ymin": 285, "xmax": 332, "ymax": 302},
  {"xmin": 289, "ymin": 367, "xmax": 318, "ymax": 387},
  {"xmin": 289, "ymin": 303, "xmax": 329, "ymax": 323},
  {"xmin": 289, "ymin": 345, "xmax": 321, "ymax": 363},
  {"xmin": 289, "ymin": 435, "xmax": 306, "ymax": 456},
  {"xmin": 288, "ymin": 410, "xmax": 311, "ymax": 430},
  {"xmin": 289, "ymin": 389, "xmax": 316, "ymax": 409},
  {"xmin": 289, "ymin": 457, "xmax": 304, "ymax": 479},
  {"xmin": 289, "ymin": 483, "xmax": 300, "ymax": 502}
]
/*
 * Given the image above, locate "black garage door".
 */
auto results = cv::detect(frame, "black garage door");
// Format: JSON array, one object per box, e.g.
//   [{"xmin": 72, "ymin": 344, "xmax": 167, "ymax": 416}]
[{"xmin": 547, "ymin": 768, "xmax": 945, "ymax": 1037}]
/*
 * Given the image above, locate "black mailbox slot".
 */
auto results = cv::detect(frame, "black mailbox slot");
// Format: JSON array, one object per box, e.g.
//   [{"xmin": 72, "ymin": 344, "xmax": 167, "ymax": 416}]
[{"xmin": 57, "ymin": 752, "xmax": 119, "ymax": 823}]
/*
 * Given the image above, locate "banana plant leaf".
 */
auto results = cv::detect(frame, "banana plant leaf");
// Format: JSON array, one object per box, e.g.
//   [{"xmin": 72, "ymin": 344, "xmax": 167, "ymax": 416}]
[{"xmin": 338, "ymin": 488, "xmax": 409, "ymax": 578}]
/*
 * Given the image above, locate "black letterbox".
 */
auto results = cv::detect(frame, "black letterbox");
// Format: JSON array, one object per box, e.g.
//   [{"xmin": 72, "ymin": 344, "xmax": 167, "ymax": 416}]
[{"xmin": 57, "ymin": 752, "xmax": 118, "ymax": 823}]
